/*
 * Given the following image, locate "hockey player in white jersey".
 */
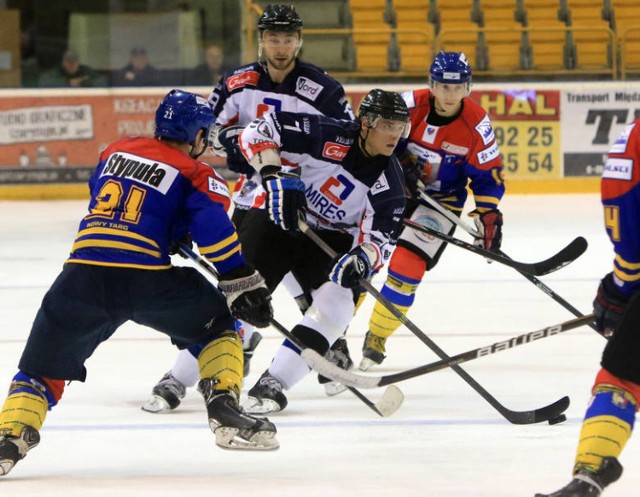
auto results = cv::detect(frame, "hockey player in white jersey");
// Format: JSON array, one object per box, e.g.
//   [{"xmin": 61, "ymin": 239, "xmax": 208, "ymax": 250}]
[
  {"xmin": 236, "ymin": 89, "xmax": 409, "ymax": 414},
  {"xmin": 142, "ymin": 4, "xmax": 356, "ymax": 413}
]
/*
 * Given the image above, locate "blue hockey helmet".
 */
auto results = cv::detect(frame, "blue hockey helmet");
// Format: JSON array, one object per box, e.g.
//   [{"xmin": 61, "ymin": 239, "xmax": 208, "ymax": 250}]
[
  {"xmin": 429, "ymin": 51, "xmax": 472, "ymax": 84},
  {"xmin": 155, "ymin": 89, "xmax": 214, "ymax": 145}
]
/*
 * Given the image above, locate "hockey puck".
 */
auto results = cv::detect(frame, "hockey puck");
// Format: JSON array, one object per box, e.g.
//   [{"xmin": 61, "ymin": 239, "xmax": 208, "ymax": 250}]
[{"xmin": 548, "ymin": 414, "xmax": 567, "ymax": 425}]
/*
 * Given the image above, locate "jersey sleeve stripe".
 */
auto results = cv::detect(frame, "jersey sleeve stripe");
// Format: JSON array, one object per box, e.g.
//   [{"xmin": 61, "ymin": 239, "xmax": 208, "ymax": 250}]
[
  {"xmin": 199, "ymin": 232, "xmax": 239, "ymax": 254},
  {"xmin": 202, "ymin": 243, "xmax": 242, "ymax": 262},
  {"xmin": 71, "ymin": 240, "xmax": 161, "ymax": 258},
  {"xmin": 76, "ymin": 227, "xmax": 160, "ymax": 248}
]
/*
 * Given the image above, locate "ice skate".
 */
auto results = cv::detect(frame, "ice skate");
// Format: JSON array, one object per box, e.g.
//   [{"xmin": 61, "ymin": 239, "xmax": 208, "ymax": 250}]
[
  {"xmin": 0, "ymin": 426, "xmax": 40, "ymax": 476},
  {"xmin": 243, "ymin": 331, "xmax": 263, "ymax": 377},
  {"xmin": 199, "ymin": 378, "xmax": 278, "ymax": 451},
  {"xmin": 141, "ymin": 371, "xmax": 186, "ymax": 413},
  {"xmin": 359, "ymin": 331, "xmax": 387, "ymax": 371},
  {"xmin": 318, "ymin": 337, "xmax": 353, "ymax": 396},
  {"xmin": 243, "ymin": 370, "xmax": 288, "ymax": 414},
  {"xmin": 535, "ymin": 457, "xmax": 623, "ymax": 497}
]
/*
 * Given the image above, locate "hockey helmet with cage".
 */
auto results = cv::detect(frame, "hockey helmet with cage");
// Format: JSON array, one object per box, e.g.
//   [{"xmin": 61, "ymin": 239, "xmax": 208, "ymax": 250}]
[
  {"xmin": 258, "ymin": 4, "xmax": 303, "ymax": 32},
  {"xmin": 429, "ymin": 51, "xmax": 472, "ymax": 84},
  {"xmin": 358, "ymin": 88, "xmax": 411, "ymax": 138},
  {"xmin": 155, "ymin": 89, "xmax": 214, "ymax": 146}
]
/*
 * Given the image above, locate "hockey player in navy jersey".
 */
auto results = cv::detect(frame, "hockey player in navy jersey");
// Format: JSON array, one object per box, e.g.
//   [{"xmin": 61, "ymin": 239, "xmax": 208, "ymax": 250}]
[
  {"xmin": 536, "ymin": 120, "xmax": 640, "ymax": 496},
  {"xmin": 234, "ymin": 89, "xmax": 409, "ymax": 414},
  {"xmin": 0, "ymin": 90, "xmax": 278, "ymax": 476},
  {"xmin": 143, "ymin": 3, "xmax": 356, "ymax": 413},
  {"xmin": 358, "ymin": 51, "xmax": 506, "ymax": 371}
]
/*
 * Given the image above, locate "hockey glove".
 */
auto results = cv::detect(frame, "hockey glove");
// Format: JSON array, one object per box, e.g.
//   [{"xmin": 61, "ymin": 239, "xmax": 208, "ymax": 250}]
[
  {"xmin": 168, "ymin": 233, "xmax": 192, "ymax": 258},
  {"xmin": 329, "ymin": 242, "xmax": 382, "ymax": 289},
  {"xmin": 401, "ymin": 158, "xmax": 424, "ymax": 200},
  {"xmin": 262, "ymin": 166, "xmax": 307, "ymax": 232},
  {"xmin": 218, "ymin": 265, "xmax": 273, "ymax": 328},
  {"xmin": 593, "ymin": 272, "xmax": 630, "ymax": 337},
  {"xmin": 211, "ymin": 125, "xmax": 255, "ymax": 175},
  {"xmin": 470, "ymin": 208, "xmax": 503, "ymax": 252}
]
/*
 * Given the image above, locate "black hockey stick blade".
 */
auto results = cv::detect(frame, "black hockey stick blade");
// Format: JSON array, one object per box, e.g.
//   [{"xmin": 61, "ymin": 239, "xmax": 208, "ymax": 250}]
[{"xmin": 402, "ymin": 219, "xmax": 587, "ymax": 276}]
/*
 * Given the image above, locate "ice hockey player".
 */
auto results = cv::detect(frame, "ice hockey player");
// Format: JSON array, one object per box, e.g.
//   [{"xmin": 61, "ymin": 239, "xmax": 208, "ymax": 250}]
[
  {"xmin": 359, "ymin": 51, "xmax": 505, "ymax": 371},
  {"xmin": 142, "ymin": 3, "xmax": 357, "ymax": 412},
  {"xmin": 536, "ymin": 119, "xmax": 640, "ymax": 496},
  {"xmin": 236, "ymin": 88, "xmax": 409, "ymax": 414},
  {"xmin": 0, "ymin": 89, "xmax": 277, "ymax": 476}
]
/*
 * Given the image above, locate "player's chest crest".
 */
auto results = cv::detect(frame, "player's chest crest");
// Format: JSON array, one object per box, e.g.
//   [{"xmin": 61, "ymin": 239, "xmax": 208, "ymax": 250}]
[{"xmin": 421, "ymin": 124, "xmax": 440, "ymax": 145}]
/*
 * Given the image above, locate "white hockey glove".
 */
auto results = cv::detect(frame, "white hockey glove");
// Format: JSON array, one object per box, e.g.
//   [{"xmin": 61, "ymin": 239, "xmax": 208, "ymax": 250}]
[
  {"xmin": 218, "ymin": 265, "xmax": 273, "ymax": 328},
  {"xmin": 329, "ymin": 242, "xmax": 382, "ymax": 289}
]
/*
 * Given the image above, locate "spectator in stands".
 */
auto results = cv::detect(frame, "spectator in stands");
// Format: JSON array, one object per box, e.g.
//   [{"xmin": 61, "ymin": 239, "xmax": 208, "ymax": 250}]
[
  {"xmin": 112, "ymin": 46, "xmax": 159, "ymax": 87},
  {"xmin": 38, "ymin": 49, "xmax": 99, "ymax": 88},
  {"xmin": 187, "ymin": 43, "xmax": 229, "ymax": 86}
]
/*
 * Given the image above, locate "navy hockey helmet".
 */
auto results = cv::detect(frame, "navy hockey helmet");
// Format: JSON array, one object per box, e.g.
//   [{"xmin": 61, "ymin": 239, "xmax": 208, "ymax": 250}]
[
  {"xmin": 155, "ymin": 89, "xmax": 214, "ymax": 145},
  {"xmin": 258, "ymin": 4, "xmax": 303, "ymax": 32},
  {"xmin": 429, "ymin": 51, "xmax": 472, "ymax": 84},
  {"xmin": 358, "ymin": 89, "xmax": 411, "ymax": 138}
]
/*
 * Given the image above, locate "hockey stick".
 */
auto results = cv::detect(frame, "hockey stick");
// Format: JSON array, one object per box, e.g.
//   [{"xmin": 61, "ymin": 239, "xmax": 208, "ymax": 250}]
[
  {"xmin": 303, "ymin": 314, "xmax": 594, "ymax": 389},
  {"xmin": 416, "ymin": 189, "xmax": 600, "ymax": 334},
  {"xmin": 178, "ymin": 244, "xmax": 404, "ymax": 417},
  {"xmin": 402, "ymin": 218, "xmax": 586, "ymax": 277},
  {"xmin": 298, "ymin": 219, "xmax": 569, "ymax": 424}
]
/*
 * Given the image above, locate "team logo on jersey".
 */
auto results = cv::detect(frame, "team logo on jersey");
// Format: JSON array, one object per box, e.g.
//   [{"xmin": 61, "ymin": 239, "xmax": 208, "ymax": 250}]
[
  {"xmin": 441, "ymin": 141, "xmax": 469, "ymax": 155},
  {"xmin": 256, "ymin": 120, "xmax": 274, "ymax": 139},
  {"xmin": 207, "ymin": 176, "xmax": 230, "ymax": 197},
  {"xmin": 295, "ymin": 77, "xmax": 324, "ymax": 101},
  {"xmin": 101, "ymin": 152, "xmax": 178, "ymax": 194},
  {"xmin": 322, "ymin": 142, "xmax": 350, "ymax": 161},
  {"xmin": 422, "ymin": 125, "xmax": 439, "ymax": 144},
  {"xmin": 609, "ymin": 122, "xmax": 635, "ymax": 154},
  {"xmin": 475, "ymin": 115, "xmax": 495, "ymax": 145},
  {"xmin": 603, "ymin": 158, "xmax": 633, "ymax": 181},
  {"xmin": 226, "ymin": 71, "xmax": 260, "ymax": 91},
  {"xmin": 477, "ymin": 142, "xmax": 499, "ymax": 164},
  {"xmin": 319, "ymin": 174, "xmax": 355, "ymax": 205},
  {"xmin": 371, "ymin": 174, "xmax": 390, "ymax": 195}
]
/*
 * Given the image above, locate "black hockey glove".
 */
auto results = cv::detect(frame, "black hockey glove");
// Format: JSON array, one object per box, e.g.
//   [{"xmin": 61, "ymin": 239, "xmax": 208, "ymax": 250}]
[
  {"xmin": 212, "ymin": 125, "xmax": 255, "ymax": 175},
  {"xmin": 593, "ymin": 272, "xmax": 630, "ymax": 337},
  {"xmin": 470, "ymin": 208, "xmax": 503, "ymax": 252},
  {"xmin": 402, "ymin": 158, "xmax": 423, "ymax": 200},
  {"xmin": 329, "ymin": 242, "xmax": 382, "ymax": 289},
  {"xmin": 168, "ymin": 233, "xmax": 193, "ymax": 258},
  {"xmin": 261, "ymin": 166, "xmax": 307, "ymax": 232},
  {"xmin": 218, "ymin": 264, "xmax": 273, "ymax": 328}
]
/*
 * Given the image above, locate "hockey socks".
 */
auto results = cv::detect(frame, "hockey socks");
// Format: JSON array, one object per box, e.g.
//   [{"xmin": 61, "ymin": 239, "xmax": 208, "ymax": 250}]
[{"xmin": 197, "ymin": 330, "xmax": 244, "ymax": 397}]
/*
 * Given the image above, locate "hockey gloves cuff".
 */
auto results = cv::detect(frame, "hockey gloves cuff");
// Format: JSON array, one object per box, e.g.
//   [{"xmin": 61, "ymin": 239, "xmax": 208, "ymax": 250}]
[
  {"xmin": 211, "ymin": 125, "xmax": 255, "ymax": 175},
  {"xmin": 470, "ymin": 208, "xmax": 503, "ymax": 252},
  {"xmin": 218, "ymin": 265, "xmax": 273, "ymax": 328},
  {"xmin": 262, "ymin": 166, "xmax": 307, "ymax": 232},
  {"xmin": 329, "ymin": 242, "xmax": 382, "ymax": 289},
  {"xmin": 593, "ymin": 272, "xmax": 630, "ymax": 337}
]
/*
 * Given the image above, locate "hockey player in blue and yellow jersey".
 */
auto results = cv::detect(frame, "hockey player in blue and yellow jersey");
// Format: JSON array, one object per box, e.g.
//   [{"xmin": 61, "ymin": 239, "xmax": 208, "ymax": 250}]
[
  {"xmin": 536, "ymin": 120, "xmax": 640, "ymax": 496},
  {"xmin": 0, "ymin": 89, "xmax": 278, "ymax": 477}
]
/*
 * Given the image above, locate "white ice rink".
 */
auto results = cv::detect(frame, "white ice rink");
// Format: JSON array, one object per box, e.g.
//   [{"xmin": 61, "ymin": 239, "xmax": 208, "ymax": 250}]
[{"xmin": 1, "ymin": 194, "xmax": 638, "ymax": 497}]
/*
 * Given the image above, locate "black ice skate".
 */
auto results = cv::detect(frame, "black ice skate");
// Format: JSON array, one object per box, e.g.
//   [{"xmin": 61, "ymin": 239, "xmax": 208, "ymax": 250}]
[
  {"xmin": 243, "ymin": 370, "xmax": 288, "ymax": 414},
  {"xmin": 0, "ymin": 425, "xmax": 40, "ymax": 476},
  {"xmin": 243, "ymin": 331, "xmax": 263, "ymax": 377},
  {"xmin": 535, "ymin": 457, "xmax": 623, "ymax": 497},
  {"xmin": 141, "ymin": 371, "xmax": 186, "ymax": 413},
  {"xmin": 198, "ymin": 378, "xmax": 278, "ymax": 451},
  {"xmin": 318, "ymin": 337, "xmax": 354, "ymax": 396}
]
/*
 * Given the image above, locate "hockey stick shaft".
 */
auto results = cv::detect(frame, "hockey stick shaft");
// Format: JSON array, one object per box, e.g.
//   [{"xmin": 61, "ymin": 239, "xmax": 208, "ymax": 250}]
[
  {"xmin": 416, "ymin": 189, "xmax": 600, "ymax": 334},
  {"xmin": 298, "ymin": 220, "xmax": 569, "ymax": 424},
  {"xmin": 178, "ymin": 244, "xmax": 401, "ymax": 417},
  {"xmin": 304, "ymin": 314, "xmax": 594, "ymax": 388},
  {"xmin": 402, "ymin": 218, "xmax": 585, "ymax": 276}
]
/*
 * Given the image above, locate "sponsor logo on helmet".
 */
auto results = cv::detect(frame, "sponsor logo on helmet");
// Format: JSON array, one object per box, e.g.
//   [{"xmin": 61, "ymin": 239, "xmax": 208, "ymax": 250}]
[
  {"xmin": 443, "ymin": 72, "xmax": 461, "ymax": 80},
  {"xmin": 295, "ymin": 77, "xmax": 324, "ymax": 101},
  {"xmin": 322, "ymin": 142, "xmax": 349, "ymax": 160},
  {"xmin": 226, "ymin": 71, "xmax": 260, "ymax": 91}
]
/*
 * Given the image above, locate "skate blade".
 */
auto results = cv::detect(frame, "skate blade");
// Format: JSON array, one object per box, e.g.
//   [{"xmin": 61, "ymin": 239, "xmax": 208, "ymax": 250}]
[
  {"xmin": 141, "ymin": 395, "xmax": 173, "ymax": 413},
  {"xmin": 358, "ymin": 357, "xmax": 380, "ymax": 371},
  {"xmin": 0, "ymin": 458, "xmax": 17, "ymax": 476},
  {"xmin": 324, "ymin": 381, "xmax": 348, "ymax": 397},
  {"xmin": 242, "ymin": 397, "xmax": 283, "ymax": 415},
  {"xmin": 214, "ymin": 426, "xmax": 279, "ymax": 451}
]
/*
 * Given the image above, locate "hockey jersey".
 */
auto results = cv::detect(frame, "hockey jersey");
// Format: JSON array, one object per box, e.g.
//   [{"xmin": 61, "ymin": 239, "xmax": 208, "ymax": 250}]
[
  {"xmin": 208, "ymin": 60, "xmax": 355, "ymax": 209},
  {"xmin": 400, "ymin": 88, "xmax": 505, "ymax": 212},
  {"xmin": 67, "ymin": 137, "xmax": 245, "ymax": 274},
  {"xmin": 239, "ymin": 112, "xmax": 406, "ymax": 261},
  {"xmin": 602, "ymin": 118, "xmax": 640, "ymax": 296}
]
